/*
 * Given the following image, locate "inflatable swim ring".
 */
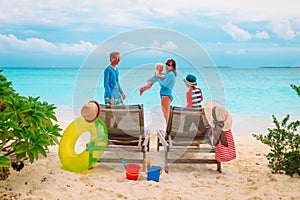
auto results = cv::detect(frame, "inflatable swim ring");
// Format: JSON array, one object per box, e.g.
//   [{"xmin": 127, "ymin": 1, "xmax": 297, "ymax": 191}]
[{"xmin": 59, "ymin": 117, "xmax": 108, "ymax": 172}]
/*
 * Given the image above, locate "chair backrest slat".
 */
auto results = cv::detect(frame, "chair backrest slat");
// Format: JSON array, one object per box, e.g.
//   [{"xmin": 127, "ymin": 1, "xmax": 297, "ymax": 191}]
[
  {"xmin": 100, "ymin": 104, "xmax": 144, "ymax": 141},
  {"xmin": 166, "ymin": 106, "xmax": 210, "ymax": 141}
]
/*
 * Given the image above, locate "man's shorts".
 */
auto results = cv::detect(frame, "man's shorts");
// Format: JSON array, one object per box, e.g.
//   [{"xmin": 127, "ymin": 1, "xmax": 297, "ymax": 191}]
[{"xmin": 104, "ymin": 97, "xmax": 123, "ymax": 105}]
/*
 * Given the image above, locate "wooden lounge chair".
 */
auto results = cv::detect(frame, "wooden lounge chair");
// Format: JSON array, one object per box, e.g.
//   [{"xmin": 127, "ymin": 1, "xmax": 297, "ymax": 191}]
[
  {"xmin": 157, "ymin": 106, "xmax": 221, "ymax": 173},
  {"xmin": 98, "ymin": 104, "xmax": 150, "ymax": 170}
]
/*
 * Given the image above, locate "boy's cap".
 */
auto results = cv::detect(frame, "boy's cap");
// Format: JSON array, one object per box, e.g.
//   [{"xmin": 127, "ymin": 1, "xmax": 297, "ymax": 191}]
[{"xmin": 183, "ymin": 74, "xmax": 197, "ymax": 86}]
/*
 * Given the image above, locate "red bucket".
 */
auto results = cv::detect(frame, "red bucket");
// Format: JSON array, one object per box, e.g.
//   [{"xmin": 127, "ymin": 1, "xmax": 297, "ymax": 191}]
[{"xmin": 125, "ymin": 164, "xmax": 141, "ymax": 180}]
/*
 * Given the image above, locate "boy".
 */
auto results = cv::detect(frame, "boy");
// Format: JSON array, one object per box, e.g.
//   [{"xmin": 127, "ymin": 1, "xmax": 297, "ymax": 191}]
[
  {"xmin": 184, "ymin": 74, "xmax": 203, "ymax": 108},
  {"xmin": 183, "ymin": 74, "xmax": 204, "ymax": 132}
]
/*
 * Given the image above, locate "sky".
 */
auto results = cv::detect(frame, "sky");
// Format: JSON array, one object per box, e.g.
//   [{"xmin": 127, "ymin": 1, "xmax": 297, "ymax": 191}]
[{"xmin": 1, "ymin": 0, "xmax": 300, "ymax": 68}]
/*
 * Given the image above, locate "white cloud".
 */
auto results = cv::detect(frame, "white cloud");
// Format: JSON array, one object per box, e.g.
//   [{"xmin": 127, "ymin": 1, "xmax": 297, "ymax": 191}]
[
  {"xmin": 225, "ymin": 49, "xmax": 247, "ymax": 55},
  {"xmin": 0, "ymin": 0, "xmax": 299, "ymax": 57},
  {"xmin": 150, "ymin": 40, "xmax": 160, "ymax": 48},
  {"xmin": 271, "ymin": 20, "xmax": 295, "ymax": 40},
  {"xmin": 120, "ymin": 42, "xmax": 140, "ymax": 50},
  {"xmin": 255, "ymin": 31, "xmax": 270, "ymax": 39},
  {"xmin": 59, "ymin": 41, "xmax": 97, "ymax": 54},
  {"xmin": 222, "ymin": 22, "xmax": 252, "ymax": 41},
  {"xmin": 187, "ymin": 0, "xmax": 300, "ymax": 23},
  {"xmin": 0, "ymin": 34, "xmax": 96, "ymax": 55},
  {"xmin": 1, "ymin": 1, "xmax": 300, "ymax": 29},
  {"xmin": 161, "ymin": 41, "xmax": 179, "ymax": 50},
  {"xmin": 0, "ymin": 32, "xmax": 180, "ymax": 55},
  {"xmin": 129, "ymin": 40, "xmax": 179, "ymax": 51},
  {"xmin": 0, "ymin": 1, "xmax": 150, "ymax": 28},
  {"xmin": 207, "ymin": 42, "xmax": 300, "ymax": 54}
]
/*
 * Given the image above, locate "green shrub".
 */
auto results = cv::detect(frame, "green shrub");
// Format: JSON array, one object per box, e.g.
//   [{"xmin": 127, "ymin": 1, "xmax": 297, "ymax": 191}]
[
  {"xmin": 253, "ymin": 84, "xmax": 300, "ymax": 176},
  {"xmin": 291, "ymin": 84, "xmax": 300, "ymax": 97},
  {"xmin": 0, "ymin": 69, "xmax": 61, "ymax": 180},
  {"xmin": 253, "ymin": 115, "xmax": 300, "ymax": 176}
]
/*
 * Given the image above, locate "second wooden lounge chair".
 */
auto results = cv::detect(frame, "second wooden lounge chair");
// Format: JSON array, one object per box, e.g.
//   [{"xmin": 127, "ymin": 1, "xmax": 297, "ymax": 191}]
[
  {"xmin": 97, "ymin": 104, "xmax": 150, "ymax": 169},
  {"xmin": 157, "ymin": 106, "xmax": 221, "ymax": 173}
]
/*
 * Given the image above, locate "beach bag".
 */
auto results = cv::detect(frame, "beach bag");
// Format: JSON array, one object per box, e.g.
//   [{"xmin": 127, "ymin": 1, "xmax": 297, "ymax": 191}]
[
  {"xmin": 215, "ymin": 129, "xmax": 236, "ymax": 162},
  {"xmin": 205, "ymin": 125, "xmax": 228, "ymax": 148}
]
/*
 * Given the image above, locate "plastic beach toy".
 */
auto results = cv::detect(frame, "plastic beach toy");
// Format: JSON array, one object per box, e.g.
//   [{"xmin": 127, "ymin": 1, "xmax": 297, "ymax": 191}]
[
  {"xmin": 144, "ymin": 158, "xmax": 162, "ymax": 182},
  {"xmin": 59, "ymin": 117, "xmax": 108, "ymax": 172},
  {"xmin": 122, "ymin": 160, "xmax": 128, "ymax": 168},
  {"xmin": 122, "ymin": 160, "xmax": 141, "ymax": 180}
]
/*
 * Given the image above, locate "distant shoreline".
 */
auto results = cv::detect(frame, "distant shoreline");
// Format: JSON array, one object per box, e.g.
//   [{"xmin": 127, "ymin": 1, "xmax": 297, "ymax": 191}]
[{"xmin": 2, "ymin": 66, "xmax": 300, "ymax": 69}]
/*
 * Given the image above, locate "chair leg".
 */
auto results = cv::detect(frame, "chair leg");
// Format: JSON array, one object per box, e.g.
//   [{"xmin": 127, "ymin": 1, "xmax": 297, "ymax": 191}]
[
  {"xmin": 165, "ymin": 166, "xmax": 169, "ymax": 173},
  {"xmin": 217, "ymin": 161, "xmax": 221, "ymax": 173},
  {"xmin": 147, "ymin": 140, "xmax": 150, "ymax": 152},
  {"xmin": 142, "ymin": 150, "xmax": 146, "ymax": 172},
  {"xmin": 164, "ymin": 148, "xmax": 169, "ymax": 173}
]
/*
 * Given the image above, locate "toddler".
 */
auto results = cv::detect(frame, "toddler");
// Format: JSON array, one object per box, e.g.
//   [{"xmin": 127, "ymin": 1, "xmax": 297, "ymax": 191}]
[
  {"xmin": 154, "ymin": 63, "xmax": 165, "ymax": 79},
  {"xmin": 140, "ymin": 63, "xmax": 165, "ymax": 95}
]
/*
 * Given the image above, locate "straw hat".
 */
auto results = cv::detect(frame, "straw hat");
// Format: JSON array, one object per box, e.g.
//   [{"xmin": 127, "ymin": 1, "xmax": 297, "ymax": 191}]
[
  {"xmin": 183, "ymin": 74, "xmax": 197, "ymax": 86},
  {"xmin": 204, "ymin": 100, "xmax": 232, "ymax": 131},
  {"xmin": 80, "ymin": 101, "xmax": 101, "ymax": 122}
]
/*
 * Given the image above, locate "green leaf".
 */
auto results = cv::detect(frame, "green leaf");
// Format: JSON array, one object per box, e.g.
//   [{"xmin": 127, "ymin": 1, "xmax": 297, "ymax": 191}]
[
  {"xmin": 28, "ymin": 151, "xmax": 34, "ymax": 163},
  {"xmin": 3, "ymin": 121, "xmax": 20, "ymax": 130},
  {"xmin": 0, "ymin": 156, "xmax": 10, "ymax": 167},
  {"xmin": 14, "ymin": 144, "xmax": 27, "ymax": 154},
  {"xmin": 32, "ymin": 147, "xmax": 39, "ymax": 160},
  {"xmin": 16, "ymin": 152, "xmax": 26, "ymax": 160},
  {"xmin": 36, "ymin": 139, "xmax": 49, "ymax": 146},
  {"xmin": 290, "ymin": 84, "xmax": 300, "ymax": 97},
  {"xmin": 34, "ymin": 112, "xmax": 47, "ymax": 120},
  {"xmin": 36, "ymin": 145, "xmax": 47, "ymax": 157}
]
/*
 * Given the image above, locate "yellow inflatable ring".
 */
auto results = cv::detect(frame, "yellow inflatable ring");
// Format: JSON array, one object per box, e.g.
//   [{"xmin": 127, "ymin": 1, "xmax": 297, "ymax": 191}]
[{"xmin": 59, "ymin": 117, "xmax": 108, "ymax": 172}]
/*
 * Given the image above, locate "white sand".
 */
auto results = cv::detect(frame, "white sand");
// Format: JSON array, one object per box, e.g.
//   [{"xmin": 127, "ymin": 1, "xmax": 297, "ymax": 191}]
[{"xmin": 1, "ymin": 108, "xmax": 300, "ymax": 200}]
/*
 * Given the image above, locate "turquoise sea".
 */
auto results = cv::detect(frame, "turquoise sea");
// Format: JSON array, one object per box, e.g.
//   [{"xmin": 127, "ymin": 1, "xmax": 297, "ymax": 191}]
[{"xmin": 2, "ymin": 67, "xmax": 300, "ymax": 120}]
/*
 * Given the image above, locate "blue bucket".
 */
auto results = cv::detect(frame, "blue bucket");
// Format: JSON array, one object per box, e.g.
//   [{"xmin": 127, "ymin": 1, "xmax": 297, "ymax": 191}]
[{"xmin": 147, "ymin": 166, "xmax": 162, "ymax": 182}]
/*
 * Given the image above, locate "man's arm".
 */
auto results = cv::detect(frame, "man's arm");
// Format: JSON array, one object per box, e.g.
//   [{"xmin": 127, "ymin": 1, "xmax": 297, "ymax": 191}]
[{"xmin": 103, "ymin": 68, "xmax": 112, "ymax": 99}]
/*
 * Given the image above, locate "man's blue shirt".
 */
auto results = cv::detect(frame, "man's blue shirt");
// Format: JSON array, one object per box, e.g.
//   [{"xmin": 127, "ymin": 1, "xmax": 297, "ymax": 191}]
[{"xmin": 103, "ymin": 65, "xmax": 124, "ymax": 99}]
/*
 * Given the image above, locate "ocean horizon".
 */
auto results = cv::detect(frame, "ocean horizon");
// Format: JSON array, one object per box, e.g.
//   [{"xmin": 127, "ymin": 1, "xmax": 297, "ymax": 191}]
[
  {"xmin": 2, "ymin": 66, "xmax": 300, "ymax": 122},
  {"xmin": 2, "ymin": 65, "xmax": 300, "ymax": 69}
]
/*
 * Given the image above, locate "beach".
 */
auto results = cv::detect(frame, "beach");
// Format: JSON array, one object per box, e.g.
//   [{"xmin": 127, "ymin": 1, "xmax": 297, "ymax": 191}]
[
  {"xmin": 2, "ymin": 0, "xmax": 300, "ymax": 199},
  {"xmin": 1, "ymin": 108, "xmax": 300, "ymax": 200}
]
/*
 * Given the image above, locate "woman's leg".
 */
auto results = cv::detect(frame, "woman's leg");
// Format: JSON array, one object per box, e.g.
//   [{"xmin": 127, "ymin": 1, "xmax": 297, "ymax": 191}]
[{"xmin": 161, "ymin": 96, "xmax": 171, "ymax": 124}]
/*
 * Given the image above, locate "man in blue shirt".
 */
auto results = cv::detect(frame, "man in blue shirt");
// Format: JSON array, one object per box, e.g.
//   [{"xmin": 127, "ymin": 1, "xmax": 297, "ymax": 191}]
[{"xmin": 103, "ymin": 52, "xmax": 126, "ymax": 105}]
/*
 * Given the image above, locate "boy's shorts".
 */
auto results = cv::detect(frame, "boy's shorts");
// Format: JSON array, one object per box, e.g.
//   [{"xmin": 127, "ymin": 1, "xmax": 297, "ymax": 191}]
[{"xmin": 104, "ymin": 97, "xmax": 123, "ymax": 105}]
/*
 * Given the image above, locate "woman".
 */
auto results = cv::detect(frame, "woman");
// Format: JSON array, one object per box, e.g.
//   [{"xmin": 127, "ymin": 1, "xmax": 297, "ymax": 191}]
[{"xmin": 140, "ymin": 59, "xmax": 177, "ymax": 124}]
